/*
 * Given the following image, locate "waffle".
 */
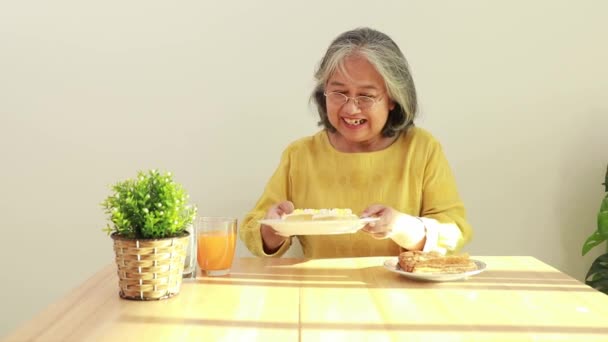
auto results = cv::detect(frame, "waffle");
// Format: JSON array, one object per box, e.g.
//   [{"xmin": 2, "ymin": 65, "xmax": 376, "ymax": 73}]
[{"xmin": 398, "ymin": 251, "xmax": 477, "ymax": 274}]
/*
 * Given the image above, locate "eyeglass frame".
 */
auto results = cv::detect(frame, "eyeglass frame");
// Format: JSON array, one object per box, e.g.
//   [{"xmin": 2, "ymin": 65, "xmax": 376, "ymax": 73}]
[{"xmin": 323, "ymin": 91, "xmax": 386, "ymax": 109}]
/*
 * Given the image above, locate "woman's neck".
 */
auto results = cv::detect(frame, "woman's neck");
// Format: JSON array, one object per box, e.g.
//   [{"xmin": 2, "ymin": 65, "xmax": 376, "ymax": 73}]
[{"xmin": 327, "ymin": 131, "xmax": 400, "ymax": 153}]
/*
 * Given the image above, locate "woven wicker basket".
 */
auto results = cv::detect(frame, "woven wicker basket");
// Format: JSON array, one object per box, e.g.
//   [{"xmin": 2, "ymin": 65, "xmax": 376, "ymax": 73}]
[{"xmin": 111, "ymin": 232, "xmax": 189, "ymax": 300}]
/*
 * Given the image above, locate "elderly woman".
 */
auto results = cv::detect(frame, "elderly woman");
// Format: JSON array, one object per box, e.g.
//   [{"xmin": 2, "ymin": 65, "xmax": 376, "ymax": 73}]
[{"xmin": 240, "ymin": 27, "xmax": 472, "ymax": 258}]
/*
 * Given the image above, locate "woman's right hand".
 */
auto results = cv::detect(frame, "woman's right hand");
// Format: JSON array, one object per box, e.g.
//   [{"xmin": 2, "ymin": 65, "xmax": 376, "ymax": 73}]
[{"xmin": 261, "ymin": 201, "xmax": 294, "ymax": 253}]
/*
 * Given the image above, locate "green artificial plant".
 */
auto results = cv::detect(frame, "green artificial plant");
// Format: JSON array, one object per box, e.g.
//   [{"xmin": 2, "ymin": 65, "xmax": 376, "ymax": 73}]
[
  {"xmin": 102, "ymin": 170, "xmax": 197, "ymax": 239},
  {"xmin": 581, "ymin": 164, "xmax": 608, "ymax": 294}
]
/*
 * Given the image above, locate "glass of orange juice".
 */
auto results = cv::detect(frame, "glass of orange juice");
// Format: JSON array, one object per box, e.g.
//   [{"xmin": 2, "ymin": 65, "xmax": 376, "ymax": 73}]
[{"xmin": 195, "ymin": 217, "xmax": 237, "ymax": 276}]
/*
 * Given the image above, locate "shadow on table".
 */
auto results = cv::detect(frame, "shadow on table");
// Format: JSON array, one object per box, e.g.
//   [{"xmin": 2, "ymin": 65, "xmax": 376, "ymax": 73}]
[{"xmin": 193, "ymin": 264, "xmax": 596, "ymax": 292}]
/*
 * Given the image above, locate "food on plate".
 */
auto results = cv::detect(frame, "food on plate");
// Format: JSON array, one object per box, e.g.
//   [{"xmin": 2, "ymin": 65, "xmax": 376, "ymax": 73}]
[
  {"xmin": 398, "ymin": 250, "xmax": 477, "ymax": 274},
  {"xmin": 282, "ymin": 208, "xmax": 358, "ymax": 221}
]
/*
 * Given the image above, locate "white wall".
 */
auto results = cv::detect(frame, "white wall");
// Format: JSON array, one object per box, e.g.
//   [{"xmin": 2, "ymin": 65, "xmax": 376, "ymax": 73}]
[{"xmin": 1, "ymin": 0, "xmax": 607, "ymax": 337}]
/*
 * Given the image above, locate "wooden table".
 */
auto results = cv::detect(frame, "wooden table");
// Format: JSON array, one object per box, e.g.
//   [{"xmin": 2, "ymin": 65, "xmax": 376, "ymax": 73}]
[{"xmin": 4, "ymin": 257, "xmax": 608, "ymax": 341}]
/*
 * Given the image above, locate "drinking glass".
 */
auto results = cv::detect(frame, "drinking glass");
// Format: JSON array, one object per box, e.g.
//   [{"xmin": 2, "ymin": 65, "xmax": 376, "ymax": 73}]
[
  {"xmin": 182, "ymin": 224, "xmax": 196, "ymax": 278},
  {"xmin": 195, "ymin": 217, "xmax": 237, "ymax": 276}
]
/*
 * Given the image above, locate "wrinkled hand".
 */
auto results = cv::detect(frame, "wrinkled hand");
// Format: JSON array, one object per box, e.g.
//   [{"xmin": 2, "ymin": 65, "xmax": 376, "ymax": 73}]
[
  {"xmin": 264, "ymin": 201, "xmax": 295, "ymax": 220},
  {"xmin": 360, "ymin": 204, "xmax": 399, "ymax": 239},
  {"xmin": 261, "ymin": 201, "xmax": 294, "ymax": 252}
]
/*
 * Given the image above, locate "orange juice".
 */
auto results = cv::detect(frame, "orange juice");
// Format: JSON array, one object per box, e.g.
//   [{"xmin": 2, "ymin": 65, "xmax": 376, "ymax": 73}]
[{"xmin": 197, "ymin": 231, "xmax": 236, "ymax": 271}]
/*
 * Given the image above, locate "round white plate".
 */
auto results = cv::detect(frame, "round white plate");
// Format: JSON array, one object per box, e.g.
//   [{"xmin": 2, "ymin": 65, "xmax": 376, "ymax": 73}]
[
  {"xmin": 383, "ymin": 258, "xmax": 486, "ymax": 282},
  {"xmin": 258, "ymin": 217, "xmax": 380, "ymax": 236}
]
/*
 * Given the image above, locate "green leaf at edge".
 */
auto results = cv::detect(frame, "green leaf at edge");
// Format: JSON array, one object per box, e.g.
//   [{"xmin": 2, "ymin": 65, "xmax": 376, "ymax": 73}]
[
  {"xmin": 582, "ymin": 230, "xmax": 606, "ymax": 256},
  {"xmin": 598, "ymin": 210, "xmax": 608, "ymax": 238},
  {"xmin": 585, "ymin": 253, "xmax": 608, "ymax": 295}
]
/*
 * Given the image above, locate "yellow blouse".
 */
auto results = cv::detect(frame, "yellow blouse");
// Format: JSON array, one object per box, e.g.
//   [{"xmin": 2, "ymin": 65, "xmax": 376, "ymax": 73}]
[{"xmin": 239, "ymin": 127, "xmax": 472, "ymax": 258}]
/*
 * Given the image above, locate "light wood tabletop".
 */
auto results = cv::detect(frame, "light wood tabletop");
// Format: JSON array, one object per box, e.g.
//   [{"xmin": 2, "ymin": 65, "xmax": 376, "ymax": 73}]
[{"xmin": 3, "ymin": 256, "xmax": 608, "ymax": 341}]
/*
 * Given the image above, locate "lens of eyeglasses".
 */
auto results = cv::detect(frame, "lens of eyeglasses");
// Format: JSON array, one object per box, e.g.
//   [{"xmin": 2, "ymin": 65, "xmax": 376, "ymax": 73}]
[
  {"xmin": 327, "ymin": 93, "xmax": 347, "ymax": 104},
  {"xmin": 326, "ymin": 93, "xmax": 376, "ymax": 109},
  {"xmin": 356, "ymin": 97, "xmax": 375, "ymax": 108}
]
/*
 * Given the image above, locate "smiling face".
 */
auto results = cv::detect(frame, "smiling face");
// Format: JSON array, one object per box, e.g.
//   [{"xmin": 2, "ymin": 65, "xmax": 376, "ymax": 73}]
[{"xmin": 325, "ymin": 54, "xmax": 396, "ymax": 152}]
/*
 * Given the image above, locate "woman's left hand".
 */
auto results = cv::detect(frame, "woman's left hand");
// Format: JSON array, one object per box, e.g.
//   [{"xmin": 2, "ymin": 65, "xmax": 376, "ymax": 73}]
[{"xmin": 360, "ymin": 204, "xmax": 399, "ymax": 239}]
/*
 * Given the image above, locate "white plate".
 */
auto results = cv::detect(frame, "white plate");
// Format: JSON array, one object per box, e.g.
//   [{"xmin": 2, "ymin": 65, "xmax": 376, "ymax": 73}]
[
  {"xmin": 383, "ymin": 258, "xmax": 486, "ymax": 282},
  {"xmin": 259, "ymin": 217, "xmax": 380, "ymax": 236}
]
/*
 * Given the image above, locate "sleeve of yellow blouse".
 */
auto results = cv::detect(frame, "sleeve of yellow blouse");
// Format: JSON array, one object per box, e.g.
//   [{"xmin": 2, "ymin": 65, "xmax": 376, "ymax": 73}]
[
  {"xmin": 239, "ymin": 146, "xmax": 294, "ymax": 257},
  {"xmin": 419, "ymin": 140, "xmax": 473, "ymax": 254}
]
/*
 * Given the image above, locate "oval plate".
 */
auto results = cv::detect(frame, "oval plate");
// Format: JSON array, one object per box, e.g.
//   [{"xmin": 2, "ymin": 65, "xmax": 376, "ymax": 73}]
[
  {"xmin": 383, "ymin": 258, "xmax": 486, "ymax": 282},
  {"xmin": 258, "ymin": 217, "xmax": 380, "ymax": 236}
]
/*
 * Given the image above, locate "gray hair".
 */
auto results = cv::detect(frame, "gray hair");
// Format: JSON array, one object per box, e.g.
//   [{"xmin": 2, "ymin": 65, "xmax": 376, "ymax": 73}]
[{"xmin": 311, "ymin": 27, "xmax": 418, "ymax": 137}]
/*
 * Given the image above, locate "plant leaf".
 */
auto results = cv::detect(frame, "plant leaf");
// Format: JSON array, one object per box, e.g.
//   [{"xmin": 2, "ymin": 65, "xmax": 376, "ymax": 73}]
[
  {"xmin": 587, "ymin": 278, "xmax": 608, "ymax": 295},
  {"xmin": 601, "ymin": 196, "xmax": 608, "ymax": 213},
  {"xmin": 585, "ymin": 253, "xmax": 608, "ymax": 295},
  {"xmin": 598, "ymin": 210, "xmax": 608, "ymax": 238},
  {"xmin": 582, "ymin": 230, "xmax": 606, "ymax": 256}
]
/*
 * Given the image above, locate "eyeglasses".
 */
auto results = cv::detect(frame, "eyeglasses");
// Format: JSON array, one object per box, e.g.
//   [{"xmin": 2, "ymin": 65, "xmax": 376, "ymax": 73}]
[{"xmin": 323, "ymin": 91, "xmax": 384, "ymax": 110}]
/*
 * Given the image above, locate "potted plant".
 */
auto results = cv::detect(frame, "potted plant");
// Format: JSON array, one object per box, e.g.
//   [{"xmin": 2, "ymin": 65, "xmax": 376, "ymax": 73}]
[
  {"xmin": 581, "ymin": 164, "xmax": 608, "ymax": 295},
  {"xmin": 102, "ymin": 169, "xmax": 197, "ymax": 300}
]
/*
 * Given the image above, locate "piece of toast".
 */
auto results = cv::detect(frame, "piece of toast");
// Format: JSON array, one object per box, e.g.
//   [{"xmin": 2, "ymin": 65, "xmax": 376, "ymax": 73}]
[{"xmin": 398, "ymin": 251, "xmax": 477, "ymax": 274}]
